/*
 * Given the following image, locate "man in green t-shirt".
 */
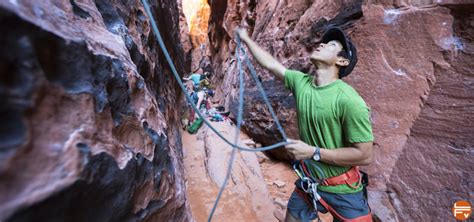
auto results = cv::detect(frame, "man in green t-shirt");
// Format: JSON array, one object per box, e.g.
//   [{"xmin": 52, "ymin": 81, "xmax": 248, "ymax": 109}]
[{"xmin": 237, "ymin": 26, "xmax": 374, "ymax": 222}]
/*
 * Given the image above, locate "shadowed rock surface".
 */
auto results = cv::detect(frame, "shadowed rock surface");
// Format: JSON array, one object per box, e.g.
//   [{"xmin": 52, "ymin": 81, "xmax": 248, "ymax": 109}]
[
  {"xmin": 0, "ymin": 0, "xmax": 191, "ymax": 221},
  {"xmin": 0, "ymin": 0, "xmax": 472, "ymax": 221}
]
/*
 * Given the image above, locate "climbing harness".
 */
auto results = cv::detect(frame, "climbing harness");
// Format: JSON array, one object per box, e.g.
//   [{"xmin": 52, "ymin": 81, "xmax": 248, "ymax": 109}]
[
  {"xmin": 140, "ymin": 1, "xmax": 289, "ymax": 221},
  {"xmin": 292, "ymin": 161, "xmax": 325, "ymax": 222},
  {"xmin": 293, "ymin": 160, "xmax": 372, "ymax": 222}
]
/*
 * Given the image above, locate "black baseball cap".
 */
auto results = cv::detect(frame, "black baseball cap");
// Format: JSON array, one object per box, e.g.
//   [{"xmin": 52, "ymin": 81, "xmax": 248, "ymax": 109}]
[{"xmin": 320, "ymin": 27, "xmax": 358, "ymax": 78}]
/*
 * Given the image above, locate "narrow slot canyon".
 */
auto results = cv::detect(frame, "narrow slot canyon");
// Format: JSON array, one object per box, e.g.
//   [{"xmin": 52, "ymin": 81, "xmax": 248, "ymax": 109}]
[
  {"xmin": 0, "ymin": 0, "xmax": 472, "ymax": 222},
  {"xmin": 180, "ymin": 1, "xmax": 299, "ymax": 220}
]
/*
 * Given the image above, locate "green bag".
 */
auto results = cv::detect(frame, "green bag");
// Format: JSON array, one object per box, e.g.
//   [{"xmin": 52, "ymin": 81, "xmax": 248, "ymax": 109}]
[{"xmin": 187, "ymin": 118, "xmax": 204, "ymax": 134}]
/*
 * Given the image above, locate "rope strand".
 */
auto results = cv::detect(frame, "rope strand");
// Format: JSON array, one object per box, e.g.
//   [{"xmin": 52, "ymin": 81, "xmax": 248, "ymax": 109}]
[
  {"xmin": 207, "ymin": 35, "xmax": 245, "ymax": 221},
  {"xmin": 240, "ymin": 46, "xmax": 288, "ymax": 140}
]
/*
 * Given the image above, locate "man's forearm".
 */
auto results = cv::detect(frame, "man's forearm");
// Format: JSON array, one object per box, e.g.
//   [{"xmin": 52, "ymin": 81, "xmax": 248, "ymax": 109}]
[
  {"xmin": 240, "ymin": 36, "xmax": 285, "ymax": 80},
  {"xmin": 320, "ymin": 147, "xmax": 373, "ymax": 167},
  {"xmin": 285, "ymin": 139, "xmax": 373, "ymax": 167}
]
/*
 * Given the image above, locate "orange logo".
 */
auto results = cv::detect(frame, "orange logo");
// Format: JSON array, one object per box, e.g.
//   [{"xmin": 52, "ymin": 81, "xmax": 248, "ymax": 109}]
[{"xmin": 452, "ymin": 200, "xmax": 472, "ymax": 220}]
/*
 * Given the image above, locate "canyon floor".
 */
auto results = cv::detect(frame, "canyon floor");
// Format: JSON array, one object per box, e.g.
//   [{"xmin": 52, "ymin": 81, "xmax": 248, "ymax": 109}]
[{"xmin": 182, "ymin": 121, "xmax": 334, "ymax": 222}]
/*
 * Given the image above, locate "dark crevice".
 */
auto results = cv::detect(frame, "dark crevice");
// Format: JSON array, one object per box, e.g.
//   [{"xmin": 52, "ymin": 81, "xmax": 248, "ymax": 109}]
[
  {"xmin": 208, "ymin": 0, "xmax": 229, "ymax": 55},
  {"xmin": 129, "ymin": 40, "xmax": 150, "ymax": 80},
  {"xmin": 301, "ymin": 0, "xmax": 363, "ymax": 48},
  {"xmin": 70, "ymin": 0, "xmax": 91, "ymax": 19},
  {"xmin": 94, "ymin": 0, "xmax": 133, "ymax": 49},
  {"xmin": 0, "ymin": 9, "xmax": 40, "ymax": 154},
  {"xmin": 135, "ymin": 200, "xmax": 166, "ymax": 220}
]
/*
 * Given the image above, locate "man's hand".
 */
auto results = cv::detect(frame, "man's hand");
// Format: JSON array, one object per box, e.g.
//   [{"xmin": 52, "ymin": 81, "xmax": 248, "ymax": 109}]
[
  {"xmin": 285, "ymin": 139, "xmax": 316, "ymax": 160},
  {"xmin": 234, "ymin": 27, "xmax": 286, "ymax": 80}
]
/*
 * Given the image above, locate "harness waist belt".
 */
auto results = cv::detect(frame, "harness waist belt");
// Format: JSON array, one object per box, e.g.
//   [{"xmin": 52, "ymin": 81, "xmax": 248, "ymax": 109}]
[{"xmin": 321, "ymin": 167, "xmax": 360, "ymax": 187}]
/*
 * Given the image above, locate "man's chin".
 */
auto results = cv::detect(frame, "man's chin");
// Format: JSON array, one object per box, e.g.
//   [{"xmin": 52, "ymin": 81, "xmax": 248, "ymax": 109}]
[
  {"xmin": 311, "ymin": 56, "xmax": 332, "ymax": 66},
  {"xmin": 310, "ymin": 56, "xmax": 321, "ymax": 64}
]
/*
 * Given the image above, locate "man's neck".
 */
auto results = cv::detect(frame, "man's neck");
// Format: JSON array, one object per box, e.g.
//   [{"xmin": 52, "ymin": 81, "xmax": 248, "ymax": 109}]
[{"xmin": 312, "ymin": 62, "xmax": 339, "ymax": 87}]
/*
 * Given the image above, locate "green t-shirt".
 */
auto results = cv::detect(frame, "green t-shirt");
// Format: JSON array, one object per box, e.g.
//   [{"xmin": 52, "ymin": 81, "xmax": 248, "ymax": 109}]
[{"xmin": 284, "ymin": 69, "xmax": 374, "ymax": 194}]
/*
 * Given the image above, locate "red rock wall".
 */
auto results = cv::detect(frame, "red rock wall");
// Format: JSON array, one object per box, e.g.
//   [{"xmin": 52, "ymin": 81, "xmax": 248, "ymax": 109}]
[
  {"xmin": 208, "ymin": 0, "xmax": 473, "ymax": 221},
  {"xmin": 0, "ymin": 0, "xmax": 192, "ymax": 221},
  {"xmin": 387, "ymin": 5, "xmax": 474, "ymax": 221}
]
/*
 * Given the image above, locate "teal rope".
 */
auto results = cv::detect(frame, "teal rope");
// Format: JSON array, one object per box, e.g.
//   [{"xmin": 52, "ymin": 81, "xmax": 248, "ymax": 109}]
[{"xmin": 240, "ymin": 46, "xmax": 288, "ymax": 140}]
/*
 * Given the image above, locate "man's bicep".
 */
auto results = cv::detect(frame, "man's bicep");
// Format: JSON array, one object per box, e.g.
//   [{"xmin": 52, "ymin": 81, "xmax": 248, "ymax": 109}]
[
  {"xmin": 353, "ymin": 142, "xmax": 373, "ymax": 152},
  {"xmin": 353, "ymin": 142, "xmax": 374, "ymax": 164},
  {"xmin": 270, "ymin": 62, "xmax": 287, "ymax": 80}
]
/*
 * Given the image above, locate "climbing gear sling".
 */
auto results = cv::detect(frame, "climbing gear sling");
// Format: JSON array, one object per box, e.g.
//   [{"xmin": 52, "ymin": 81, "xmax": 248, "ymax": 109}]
[{"xmin": 293, "ymin": 161, "xmax": 372, "ymax": 222}]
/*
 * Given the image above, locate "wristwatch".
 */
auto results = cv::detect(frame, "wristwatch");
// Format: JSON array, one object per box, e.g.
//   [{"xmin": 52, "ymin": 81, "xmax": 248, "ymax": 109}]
[{"xmin": 312, "ymin": 146, "xmax": 321, "ymax": 161}]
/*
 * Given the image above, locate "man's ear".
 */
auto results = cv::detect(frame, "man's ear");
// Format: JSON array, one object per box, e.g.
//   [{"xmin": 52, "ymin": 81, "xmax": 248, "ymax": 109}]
[{"xmin": 336, "ymin": 57, "xmax": 350, "ymax": 67}]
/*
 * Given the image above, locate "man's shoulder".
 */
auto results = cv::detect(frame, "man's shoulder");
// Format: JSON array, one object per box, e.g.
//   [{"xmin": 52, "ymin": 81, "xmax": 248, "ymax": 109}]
[
  {"xmin": 337, "ymin": 82, "xmax": 367, "ymax": 104},
  {"xmin": 285, "ymin": 69, "xmax": 311, "ymax": 82}
]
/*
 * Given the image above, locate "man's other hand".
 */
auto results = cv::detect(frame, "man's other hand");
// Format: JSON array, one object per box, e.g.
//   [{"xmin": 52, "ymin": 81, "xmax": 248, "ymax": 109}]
[{"xmin": 285, "ymin": 139, "xmax": 316, "ymax": 160}]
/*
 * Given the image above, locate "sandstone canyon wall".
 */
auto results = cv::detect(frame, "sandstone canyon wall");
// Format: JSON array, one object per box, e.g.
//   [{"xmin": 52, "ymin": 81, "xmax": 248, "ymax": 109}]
[
  {"xmin": 0, "ymin": 0, "xmax": 472, "ymax": 221},
  {"xmin": 207, "ymin": 0, "xmax": 473, "ymax": 221},
  {"xmin": 0, "ymin": 0, "xmax": 192, "ymax": 221}
]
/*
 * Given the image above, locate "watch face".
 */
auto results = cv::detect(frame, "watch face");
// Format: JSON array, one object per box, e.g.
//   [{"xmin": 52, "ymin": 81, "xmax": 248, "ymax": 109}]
[
  {"xmin": 313, "ymin": 155, "xmax": 320, "ymax": 161},
  {"xmin": 312, "ymin": 147, "xmax": 320, "ymax": 161}
]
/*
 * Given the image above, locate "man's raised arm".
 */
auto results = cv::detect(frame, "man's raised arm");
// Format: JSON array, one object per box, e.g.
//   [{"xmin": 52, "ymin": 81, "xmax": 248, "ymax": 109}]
[{"xmin": 236, "ymin": 28, "xmax": 286, "ymax": 80}]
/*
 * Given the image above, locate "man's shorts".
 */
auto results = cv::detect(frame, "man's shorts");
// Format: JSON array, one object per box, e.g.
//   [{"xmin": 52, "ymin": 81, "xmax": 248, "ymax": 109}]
[{"xmin": 287, "ymin": 187, "xmax": 371, "ymax": 222}]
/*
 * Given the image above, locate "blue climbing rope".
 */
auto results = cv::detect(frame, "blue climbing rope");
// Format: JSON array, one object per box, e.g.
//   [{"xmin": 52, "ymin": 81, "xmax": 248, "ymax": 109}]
[
  {"xmin": 207, "ymin": 36, "xmax": 245, "ymax": 222},
  {"xmin": 240, "ymin": 46, "xmax": 288, "ymax": 140}
]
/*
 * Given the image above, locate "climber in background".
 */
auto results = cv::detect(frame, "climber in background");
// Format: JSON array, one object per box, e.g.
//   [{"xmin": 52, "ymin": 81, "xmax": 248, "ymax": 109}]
[
  {"xmin": 237, "ymin": 26, "xmax": 374, "ymax": 222},
  {"xmin": 183, "ymin": 68, "xmax": 223, "ymax": 134},
  {"xmin": 183, "ymin": 68, "xmax": 203, "ymax": 91}
]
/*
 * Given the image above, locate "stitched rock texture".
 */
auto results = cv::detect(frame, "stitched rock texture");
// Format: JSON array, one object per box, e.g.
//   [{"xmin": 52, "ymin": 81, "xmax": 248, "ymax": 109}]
[{"xmin": 0, "ymin": 0, "xmax": 192, "ymax": 221}]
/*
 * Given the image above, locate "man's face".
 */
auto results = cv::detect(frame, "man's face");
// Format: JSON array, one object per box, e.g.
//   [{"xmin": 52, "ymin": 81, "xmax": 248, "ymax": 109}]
[{"xmin": 310, "ymin": 40, "xmax": 345, "ymax": 65}]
